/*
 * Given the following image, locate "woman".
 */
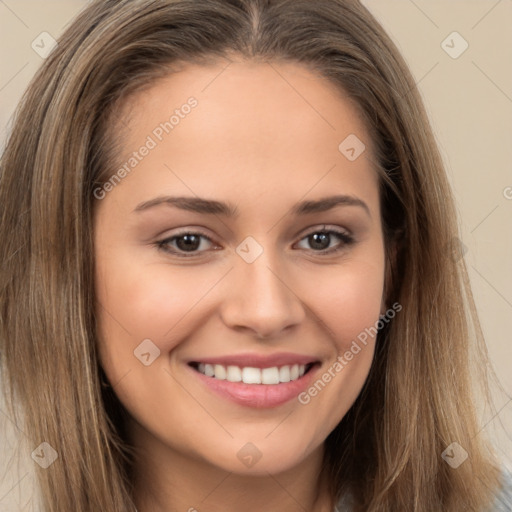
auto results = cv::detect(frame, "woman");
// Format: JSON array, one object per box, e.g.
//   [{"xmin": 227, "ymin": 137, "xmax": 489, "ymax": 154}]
[{"xmin": 0, "ymin": 0, "xmax": 510, "ymax": 510}]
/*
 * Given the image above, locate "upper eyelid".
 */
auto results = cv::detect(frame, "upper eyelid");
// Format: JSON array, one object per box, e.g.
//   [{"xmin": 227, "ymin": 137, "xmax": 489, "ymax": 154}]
[{"xmin": 296, "ymin": 224, "xmax": 352, "ymax": 238}]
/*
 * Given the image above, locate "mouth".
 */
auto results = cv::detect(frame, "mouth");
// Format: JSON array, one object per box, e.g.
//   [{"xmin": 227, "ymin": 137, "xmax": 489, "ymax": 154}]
[
  {"xmin": 186, "ymin": 356, "xmax": 321, "ymax": 408},
  {"xmin": 188, "ymin": 361, "xmax": 316, "ymax": 384}
]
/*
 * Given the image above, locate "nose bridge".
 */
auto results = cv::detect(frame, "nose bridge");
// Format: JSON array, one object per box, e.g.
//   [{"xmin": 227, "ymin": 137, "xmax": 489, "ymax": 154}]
[{"xmin": 220, "ymin": 239, "xmax": 305, "ymax": 338}]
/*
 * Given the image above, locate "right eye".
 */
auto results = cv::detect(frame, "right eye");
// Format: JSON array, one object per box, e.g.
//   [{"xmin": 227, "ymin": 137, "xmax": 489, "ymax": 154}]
[{"xmin": 156, "ymin": 230, "xmax": 219, "ymax": 258}]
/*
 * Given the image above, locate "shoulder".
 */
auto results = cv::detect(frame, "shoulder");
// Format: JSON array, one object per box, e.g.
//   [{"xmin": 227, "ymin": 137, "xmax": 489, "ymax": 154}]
[{"xmin": 492, "ymin": 468, "xmax": 512, "ymax": 511}]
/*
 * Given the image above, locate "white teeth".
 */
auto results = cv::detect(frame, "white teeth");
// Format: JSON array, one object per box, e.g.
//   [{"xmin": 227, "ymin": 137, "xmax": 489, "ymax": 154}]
[
  {"xmin": 242, "ymin": 367, "xmax": 261, "ymax": 384},
  {"xmin": 194, "ymin": 363, "xmax": 311, "ymax": 384},
  {"xmin": 261, "ymin": 367, "xmax": 280, "ymax": 385},
  {"xmin": 278, "ymin": 365, "xmax": 291, "ymax": 383},
  {"xmin": 214, "ymin": 364, "xmax": 226, "ymax": 380},
  {"xmin": 226, "ymin": 365, "xmax": 242, "ymax": 382}
]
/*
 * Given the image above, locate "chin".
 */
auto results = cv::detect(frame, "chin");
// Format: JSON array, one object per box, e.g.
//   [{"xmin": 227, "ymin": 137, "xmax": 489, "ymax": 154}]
[{"xmin": 198, "ymin": 437, "xmax": 320, "ymax": 477}]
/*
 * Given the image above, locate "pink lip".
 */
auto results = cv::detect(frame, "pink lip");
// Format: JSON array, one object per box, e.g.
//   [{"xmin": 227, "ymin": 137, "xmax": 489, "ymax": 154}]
[
  {"xmin": 186, "ymin": 351, "xmax": 318, "ymax": 368},
  {"xmin": 186, "ymin": 361, "xmax": 321, "ymax": 409}
]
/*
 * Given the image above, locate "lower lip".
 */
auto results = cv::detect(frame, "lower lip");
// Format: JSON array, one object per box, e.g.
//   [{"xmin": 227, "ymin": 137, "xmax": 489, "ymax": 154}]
[{"xmin": 187, "ymin": 364, "xmax": 320, "ymax": 408}]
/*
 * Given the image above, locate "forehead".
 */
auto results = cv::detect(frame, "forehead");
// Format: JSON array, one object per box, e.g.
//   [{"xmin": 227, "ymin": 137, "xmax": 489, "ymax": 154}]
[{"xmin": 105, "ymin": 59, "xmax": 379, "ymax": 216}]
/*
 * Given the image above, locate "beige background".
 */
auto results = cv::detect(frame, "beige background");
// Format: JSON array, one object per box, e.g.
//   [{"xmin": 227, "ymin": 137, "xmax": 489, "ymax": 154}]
[{"xmin": 1, "ymin": 1, "xmax": 511, "ymax": 509}]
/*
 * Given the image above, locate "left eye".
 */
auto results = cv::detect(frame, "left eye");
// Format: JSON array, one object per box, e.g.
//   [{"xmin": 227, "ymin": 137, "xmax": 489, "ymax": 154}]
[
  {"xmin": 157, "ymin": 227, "xmax": 354, "ymax": 257},
  {"xmin": 295, "ymin": 229, "xmax": 354, "ymax": 254}
]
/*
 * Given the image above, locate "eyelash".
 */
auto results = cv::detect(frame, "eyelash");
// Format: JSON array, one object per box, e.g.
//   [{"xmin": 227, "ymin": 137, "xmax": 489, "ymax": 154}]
[{"xmin": 155, "ymin": 226, "xmax": 355, "ymax": 258}]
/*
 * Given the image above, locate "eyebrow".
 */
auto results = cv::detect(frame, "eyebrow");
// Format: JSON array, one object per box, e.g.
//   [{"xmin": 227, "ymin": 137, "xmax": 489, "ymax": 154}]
[{"xmin": 133, "ymin": 194, "xmax": 371, "ymax": 218}]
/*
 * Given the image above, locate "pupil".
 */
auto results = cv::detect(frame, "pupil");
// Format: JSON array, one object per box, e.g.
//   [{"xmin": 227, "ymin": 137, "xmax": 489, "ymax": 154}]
[
  {"xmin": 310, "ymin": 232, "xmax": 329, "ymax": 250},
  {"xmin": 177, "ymin": 234, "xmax": 200, "ymax": 251}
]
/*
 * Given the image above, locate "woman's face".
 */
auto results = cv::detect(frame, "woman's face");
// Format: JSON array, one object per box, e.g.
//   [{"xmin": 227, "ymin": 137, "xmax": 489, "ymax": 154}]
[{"xmin": 94, "ymin": 59, "xmax": 386, "ymax": 475}]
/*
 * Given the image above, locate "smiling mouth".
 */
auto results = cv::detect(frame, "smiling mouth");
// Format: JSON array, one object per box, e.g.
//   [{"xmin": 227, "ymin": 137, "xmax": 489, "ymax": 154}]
[{"xmin": 188, "ymin": 362, "xmax": 316, "ymax": 385}]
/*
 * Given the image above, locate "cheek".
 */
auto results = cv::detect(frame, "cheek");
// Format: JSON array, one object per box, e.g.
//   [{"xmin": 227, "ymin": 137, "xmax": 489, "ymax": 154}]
[
  {"xmin": 94, "ymin": 247, "xmax": 223, "ymax": 378},
  {"xmin": 292, "ymin": 258, "xmax": 385, "ymax": 435},
  {"xmin": 305, "ymin": 255, "xmax": 385, "ymax": 350},
  {"xmin": 96, "ymin": 261, "xmax": 194, "ymax": 340}
]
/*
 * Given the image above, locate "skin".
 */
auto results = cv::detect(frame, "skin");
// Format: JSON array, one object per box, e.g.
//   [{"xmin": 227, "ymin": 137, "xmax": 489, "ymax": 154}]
[{"xmin": 94, "ymin": 58, "xmax": 386, "ymax": 512}]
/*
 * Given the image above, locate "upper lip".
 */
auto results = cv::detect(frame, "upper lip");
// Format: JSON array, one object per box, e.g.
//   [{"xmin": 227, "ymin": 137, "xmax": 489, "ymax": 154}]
[{"xmin": 187, "ymin": 352, "xmax": 320, "ymax": 369}]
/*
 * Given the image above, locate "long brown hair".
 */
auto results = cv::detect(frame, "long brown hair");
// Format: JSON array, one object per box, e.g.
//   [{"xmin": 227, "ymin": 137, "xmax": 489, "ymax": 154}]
[{"xmin": 0, "ymin": 1, "xmax": 506, "ymax": 510}]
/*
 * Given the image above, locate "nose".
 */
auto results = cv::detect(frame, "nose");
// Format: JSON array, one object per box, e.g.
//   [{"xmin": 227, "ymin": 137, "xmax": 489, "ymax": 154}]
[{"xmin": 219, "ymin": 250, "xmax": 306, "ymax": 340}]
